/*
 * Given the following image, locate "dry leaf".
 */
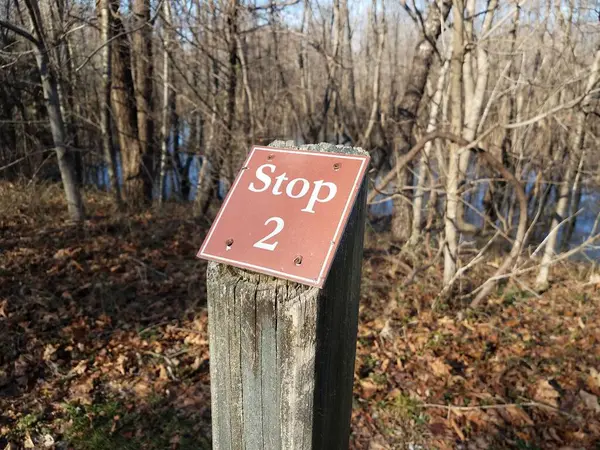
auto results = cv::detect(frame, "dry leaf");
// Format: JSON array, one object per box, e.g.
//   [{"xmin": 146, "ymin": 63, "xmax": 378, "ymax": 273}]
[
  {"xmin": 533, "ymin": 380, "xmax": 560, "ymax": 407},
  {"xmin": 587, "ymin": 368, "xmax": 600, "ymax": 395},
  {"xmin": 158, "ymin": 364, "xmax": 169, "ymax": 381},
  {"xmin": 42, "ymin": 344, "xmax": 57, "ymax": 361},
  {"xmin": 450, "ymin": 418, "xmax": 465, "ymax": 441},
  {"xmin": 70, "ymin": 360, "xmax": 88, "ymax": 376},
  {"xmin": 579, "ymin": 390, "xmax": 600, "ymax": 413},
  {"xmin": 41, "ymin": 434, "xmax": 55, "ymax": 448},
  {"xmin": 500, "ymin": 405, "xmax": 534, "ymax": 426},
  {"xmin": 23, "ymin": 434, "xmax": 34, "ymax": 449},
  {"xmin": 368, "ymin": 436, "xmax": 390, "ymax": 450},
  {"xmin": 379, "ymin": 319, "xmax": 394, "ymax": 340},
  {"xmin": 360, "ymin": 379, "xmax": 378, "ymax": 399},
  {"xmin": 430, "ymin": 359, "xmax": 451, "ymax": 377}
]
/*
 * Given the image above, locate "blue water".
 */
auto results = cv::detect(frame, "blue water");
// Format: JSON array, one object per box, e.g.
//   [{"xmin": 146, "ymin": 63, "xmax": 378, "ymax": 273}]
[
  {"xmin": 369, "ymin": 165, "xmax": 600, "ymax": 260},
  {"xmin": 90, "ymin": 130, "xmax": 600, "ymax": 260}
]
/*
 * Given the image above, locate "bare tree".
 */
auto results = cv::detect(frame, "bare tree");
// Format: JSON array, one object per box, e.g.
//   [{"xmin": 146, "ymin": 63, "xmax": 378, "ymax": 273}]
[
  {"xmin": 0, "ymin": 0, "xmax": 84, "ymax": 221},
  {"xmin": 535, "ymin": 48, "xmax": 600, "ymax": 291},
  {"xmin": 99, "ymin": 0, "xmax": 121, "ymax": 204}
]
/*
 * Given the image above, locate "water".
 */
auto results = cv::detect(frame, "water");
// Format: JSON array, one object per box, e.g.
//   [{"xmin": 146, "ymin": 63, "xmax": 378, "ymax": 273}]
[
  {"xmin": 369, "ymin": 165, "xmax": 600, "ymax": 260},
  {"xmin": 88, "ymin": 130, "xmax": 600, "ymax": 261}
]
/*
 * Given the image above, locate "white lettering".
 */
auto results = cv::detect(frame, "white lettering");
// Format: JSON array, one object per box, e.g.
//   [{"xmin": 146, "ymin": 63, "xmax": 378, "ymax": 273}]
[
  {"xmin": 253, "ymin": 217, "xmax": 284, "ymax": 251},
  {"xmin": 272, "ymin": 173, "xmax": 288, "ymax": 195},
  {"xmin": 286, "ymin": 178, "xmax": 310, "ymax": 199},
  {"xmin": 301, "ymin": 180, "xmax": 337, "ymax": 213},
  {"xmin": 248, "ymin": 164, "xmax": 275, "ymax": 193},
  {"xmin": 248, "ymin": 163, "xmax": 338, "ymax": 214}
]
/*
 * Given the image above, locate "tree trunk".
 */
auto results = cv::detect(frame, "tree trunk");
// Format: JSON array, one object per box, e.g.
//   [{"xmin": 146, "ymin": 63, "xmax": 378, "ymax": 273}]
[
  {"xmin": 561, "ymin": 149, "xmax": 586, "ymax": 250},
  {"xmin": 456, "ymin": 0, "xmax": 497, "ymax": 234},
  {"xmin": 110, "ymin": 0, "xmax": 144, "ymax": 204},
  {"xmin": 133, "ymin": 0, "xmax": 155, "ymax": 201},
  {"xmin": 19, "ymin": 0, "xmax": 85, "ymax": 221},
  {"xmin": 409, "ymin": 50, "xmax": 450, "ymax": 245},
  {"xmin": 157, "ymin": 0, "xmax": 171, "ymax": 206},
  {"xmin": 390, "ymin": 0, "xmax": 453, "ymax": 242},
  {"xmin": 535, "ymin": 48, "xmax": 600, "ymax": 291},
  {"xmin": 100, "ymin": 0, "xmax": 121, "ymax": 204},
  {"xmin": 443, "ymin": 0, "xmax": 464, "ymax": 287},
  {"xmin": 194, "ymin": 2, "xmax": 222, "ymax": 217}
]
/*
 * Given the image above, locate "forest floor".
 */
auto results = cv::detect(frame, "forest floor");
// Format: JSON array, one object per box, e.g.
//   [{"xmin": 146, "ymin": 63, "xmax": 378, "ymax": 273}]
[{"xmin": 1, "ymin": 182, "xmax": 599, "ymax": 450}]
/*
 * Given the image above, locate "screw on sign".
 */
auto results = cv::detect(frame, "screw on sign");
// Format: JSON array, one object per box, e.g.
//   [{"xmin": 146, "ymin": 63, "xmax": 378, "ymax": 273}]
[{"xmin": 197, "ymin": 145, "xmax": 369, "ymax": 287}]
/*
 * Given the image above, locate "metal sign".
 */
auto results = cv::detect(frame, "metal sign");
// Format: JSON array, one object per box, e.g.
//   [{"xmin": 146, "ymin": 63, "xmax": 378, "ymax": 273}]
[{"xmin": 197, "ymin": 146, "xmax": 370, "ymax": 287}]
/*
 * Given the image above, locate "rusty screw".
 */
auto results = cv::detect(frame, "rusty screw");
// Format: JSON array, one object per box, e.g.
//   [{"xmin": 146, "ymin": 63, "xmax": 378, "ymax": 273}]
[
  {"xmin": 294, "ymin": 255, "xmax": 303, "ymax": 266},
  {"xmin": 226, "ymin": 238, "xmax": 234, "ymax": 247},
  {"xmin": 267, "ymin": 154, "xmax": 275, "ymax": 160},
  {"xmin": 333, "ymin": 163, "xmax": 341, "ymax": 171}
]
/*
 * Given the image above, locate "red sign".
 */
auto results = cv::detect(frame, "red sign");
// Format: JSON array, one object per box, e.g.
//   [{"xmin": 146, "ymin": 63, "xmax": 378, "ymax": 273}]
[{"xmin": 197, "ymin": 146, "xmax": 369, "ymax": 287}]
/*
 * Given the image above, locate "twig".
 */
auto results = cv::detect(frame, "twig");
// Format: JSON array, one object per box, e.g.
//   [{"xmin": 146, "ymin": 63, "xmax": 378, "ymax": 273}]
[
  {"xmin": 531, "ymin": 208, "xmax": 584, "ymax": 258},
  {"xmin": 421, "ymin": 400, "xmax": 573, "ymax": 418}
]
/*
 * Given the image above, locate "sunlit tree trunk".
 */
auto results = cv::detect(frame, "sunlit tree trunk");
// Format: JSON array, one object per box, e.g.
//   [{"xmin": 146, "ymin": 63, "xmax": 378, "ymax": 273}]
[
  {"xmin": 535, "ymin": 48, "xmax": 600, "ymax": 291},
  {"xmin": 443, "ymin": 0, "xmax": 465, "ymax": 287},
  {"xmin": 409, "ymin": 51, "xmax": 450, "ymax": 246},
  {"xmin": 391, "ymin": 0, "xmax": 452, "ymax": 242},
  {"xmin": 99, "ymin": 0, "xmax": 121, "ymax": 204},
  {"xmin": 456, "ymin": 0, "xmax": 497, "ymax": 234},
  {"xmin": 157, "ymin": 0, "xmax": 172, "ymax": 206},
  {"xmin": 0, "ymin": 0, "xmax": 85, "ymax": 221},
  {"xmin": 194, "ymin": 0, "xmax": 223, "ymax": 217}
]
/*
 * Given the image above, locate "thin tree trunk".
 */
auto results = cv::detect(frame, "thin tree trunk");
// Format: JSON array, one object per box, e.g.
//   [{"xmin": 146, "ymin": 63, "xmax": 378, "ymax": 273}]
[
  {"xmin": 157, "ymin": 0, "xmax": 171, "ymax": 206},
  {"xmin": 443, "ymin": 0, "xmax": 464, "ymax": 287},
  {"xmin": 133, "ymin": 0, "xmax": 155, "ymax": 201},
  {"xmin": 561, "ymin": 149, "xmax": 586, "ymax": 250},
  {"xmin": 17, "ymin": 0, "xmax": 85, "ymax": 221},
  {"xmin": 390, "ymin": 0, "xmax": 453, "ymax": 242},
  {"xmin": 409, "ymin": 50, "xmax": 450, "ymax": 245},
  {"xmin": 357, "ymin": 0, "xmax": 385, "ymax": 148},
  {"xmin": 456, "ymin": 0, "xmax": 497, "ymax": 234},
  {"xmin": 535, "ymin": 48, "xmax": 600, "ymax": 291},
  {"xmin": 100, "ymin": 0, "xmax": 121, "ymax": 204},
  {"xmin": 194, "ymin": 0, "xmax": 225, "ymax": 217}
]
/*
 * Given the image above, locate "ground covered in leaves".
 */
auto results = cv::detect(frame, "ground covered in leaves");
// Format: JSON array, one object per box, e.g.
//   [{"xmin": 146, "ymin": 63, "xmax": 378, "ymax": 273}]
[{"xmin": 1, "ymin": 183, "xmax": 599, "ymax": 449}]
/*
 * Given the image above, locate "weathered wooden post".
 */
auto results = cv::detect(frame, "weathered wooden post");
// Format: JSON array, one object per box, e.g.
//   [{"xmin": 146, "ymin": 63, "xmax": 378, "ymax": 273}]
[{"xmin": 198, "ymin": 141, "xmax": 369, "ymax": 449}]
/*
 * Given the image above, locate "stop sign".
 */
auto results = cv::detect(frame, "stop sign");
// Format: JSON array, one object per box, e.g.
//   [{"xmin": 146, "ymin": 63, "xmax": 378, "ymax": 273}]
[{"xmin": 197, "ymin": 145, "xmax": 370, "ymax": 287}]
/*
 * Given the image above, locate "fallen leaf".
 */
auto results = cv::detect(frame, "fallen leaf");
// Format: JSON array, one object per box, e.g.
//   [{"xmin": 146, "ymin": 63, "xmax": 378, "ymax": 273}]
[
  {"xmin": 42, "ymin": 434, "xmax": 55, "ymax": 448},
  {"xmin": 23, "ymin": 434, "xmax": 34, "ymax": 449},
  {"xmin": 587, "ymin": 368, "xmax": 600, "ymax": 395},
  {"xmin": 360, "ymin": 379, "xmax": 378, "ymax": 399},
  {"xmin": 579, "ymin": 390, "xmax": 600, "ymax": 413},
  {"xmin": 70, "ymin": 360, "xmax": 88, "ymax": 376},
  {"xmin": 158, "ymin": 364, "xmax": 169, "ymax": 381},
  {"xmin": 43, "ymin": 344, "xmax": 58, "ymax": 361},
  {"xmin": 368, "ymin": 436, "xmax": 390, "ymax": 450},
  {"xmin": 533, "ymin": 380, "xmax": 560, "ymax": 407},
  {"xmin": 430, "ymin": 359, "xmax": 451, "ymax": 377}
]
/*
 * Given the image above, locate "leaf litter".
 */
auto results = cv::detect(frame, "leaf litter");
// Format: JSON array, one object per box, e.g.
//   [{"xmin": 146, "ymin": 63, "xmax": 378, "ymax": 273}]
[{"xmin": 0, "ymin": 185, "xmax": 599, "ymax": 449}]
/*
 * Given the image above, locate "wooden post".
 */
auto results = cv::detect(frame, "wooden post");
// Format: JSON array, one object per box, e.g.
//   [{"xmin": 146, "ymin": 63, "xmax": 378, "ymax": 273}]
[{"xmin": 206, "ymin": 141, "xmax": 367, "ymax": 450}]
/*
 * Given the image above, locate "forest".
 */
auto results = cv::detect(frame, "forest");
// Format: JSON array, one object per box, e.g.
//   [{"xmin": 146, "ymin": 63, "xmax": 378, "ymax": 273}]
[{"xmin": 0, "ymin": 0, "xmax": 599, "ymax": 448}]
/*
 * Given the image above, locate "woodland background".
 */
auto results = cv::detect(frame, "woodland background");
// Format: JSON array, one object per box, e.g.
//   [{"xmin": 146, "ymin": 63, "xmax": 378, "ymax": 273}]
[{"xmin": 1, "ymin": 0, "xmax": 600, "ymax": 448}]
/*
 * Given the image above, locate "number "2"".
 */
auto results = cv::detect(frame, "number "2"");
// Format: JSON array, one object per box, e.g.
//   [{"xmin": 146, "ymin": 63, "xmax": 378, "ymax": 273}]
[{"xmin": 253, "ymin": 217, "xmax": 284, "ymax": 251}]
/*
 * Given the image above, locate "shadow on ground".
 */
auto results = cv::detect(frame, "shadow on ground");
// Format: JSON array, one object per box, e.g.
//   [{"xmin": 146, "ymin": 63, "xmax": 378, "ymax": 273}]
[{"xmin": 0, "ymin": 191, "xmax": 212, "ymax": 449}]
